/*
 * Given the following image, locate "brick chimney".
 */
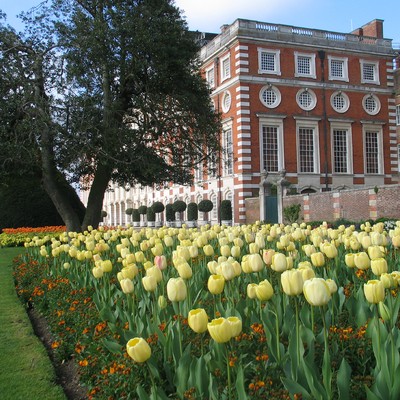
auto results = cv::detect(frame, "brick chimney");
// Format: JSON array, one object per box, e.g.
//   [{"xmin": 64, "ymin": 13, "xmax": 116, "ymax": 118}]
[{"xmin": 360, "ymin": 19, "xmax": 384, "ymax": 39}]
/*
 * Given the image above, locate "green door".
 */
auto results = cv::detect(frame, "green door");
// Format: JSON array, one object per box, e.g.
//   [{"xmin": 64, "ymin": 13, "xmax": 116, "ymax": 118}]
[{"xmin": 264, "ymin": 195, "xmax": 278, "ymax": 223}]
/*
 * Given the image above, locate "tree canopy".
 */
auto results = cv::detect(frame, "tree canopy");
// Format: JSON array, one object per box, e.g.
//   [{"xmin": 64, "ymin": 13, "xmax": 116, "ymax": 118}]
[{"xmin": 0, "ymin": 0, "xmax": 221, "ymax": 231}]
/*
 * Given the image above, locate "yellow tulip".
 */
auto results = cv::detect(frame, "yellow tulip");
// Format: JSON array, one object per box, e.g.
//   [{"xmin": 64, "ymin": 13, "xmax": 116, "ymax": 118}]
[
  {"xmin": 188, "ymin": 308, "xmax": 209, "ymax": 333},
  {"xmin": 207, "ymin": 274, "xmax": 225, "ymax": 294},
  {"xmin": 207, "ymin": 260, "xmax": 218, "ymax": 274},
  {"xmin": 146, "ymin": 266, "xmax": 163, "ymax": 283},
  {"xmin": 220, "ymin": 261, "xmax": 236, "ymax": 281},
  {"xmin": 363, "ymin": 280, "xmax": 385, "ymax": 304},
  {"xmin": 126, "ymin": 337, "xmax": 151, "ymax": 363},
  {"xmin": 281, "ymin": 269, "xmax": 304, "ymax": 296},
  {"xmin": 325, "ymin": 279, "xmax": 338, "ymax": 294},
  {"xmin": 248, "ymin": 253, "xmax": 264, "ymax": 273},
  {"xmin": 380, "ymin": 273, "xmax": 394, "ymax": 289},
  {"xmin": 157, "ymin": 295, "xmax": 167, "ymax": 309},
  {"xmin": 92, "ymin": 266, "xmax": 104, "ymax": 278},
  {"xmin": 368, "ymin": 245, "xmax": 384, "ymax": 260},
  {"xmin": 203, "ymin": 244, "xmax": 214, "ymax": 257},
  {"xmin": 354, "ymin": 252, "xmax": 370, "ymax": 270},
  {"xmin": 321, "ymin": 242, "xmax": 338, "ymax": 259},
  {"xmin": 247, "ymin": 283, "xmax": 257, "ymax": 299},
  {"xmin": 142, "ymin": 275, "xmax": 157, "ymax": 292},
  {"xmin": 344, "ymin": 253, "xmax": 356, "ymax": 268},
  {"xmin": 310, "ymin": 252, "xmax": 325, "ymax": 267},
  {"xmin": 166, "ymin": 277, "xmax": 187, "ymax": 301},
  {"xmin": 176, "ymin": 262, "xmax": 193, "ymax": 280},
  {"xmin": 220, "ymin": 245, "xmax": 231, "ymax": 258},
  {"xmin": 255, "ymin": 279, "xmax": 274, "ymax": 301},
  {"xmin": 207, "ymin": 318, "xmax": 232, "ymax": 343},
  {"xmin": 271, "ymin": 252, "xmax": 288, "ymax": 272},
  {"xmin": 227, "ymin": 316, "xmax": 242, "ymax": 338},
  {"xmin": 371, "ymin": 258, "xmax": 388, "ymax": 276},
  {"xmin": 120, "ymin": 278, "xmax": 134, "ymax": 294},
  {"xmin": 303, "ymin": 278, "xmax": 332, "ymax": 306},
  {"xmin": 231, "ymin": 245, "xmax": 241, "ymax": 258}
]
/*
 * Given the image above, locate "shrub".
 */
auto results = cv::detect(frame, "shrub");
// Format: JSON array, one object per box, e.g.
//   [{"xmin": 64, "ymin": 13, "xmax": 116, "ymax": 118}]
[
  {"xmin": 220, "ymin": 200, "xmax": 232, "ymax": 221},
  {"xmin": 165, "ymin": 204, "xmax": 175, "ymax": 222},
  {"xmin": 172, "ymin": 200, "xmax": 187, "ymax": 213},
  {"xmin": 101, "ymin": 210, "xmax": 107, "ymax": 218},
  {"xmin": 147, "ymin": 207, "xmax": 156, "ymax": 222},
  {"xmin": 151, "ymin": 201, "xmax": 165, "ymax": 214},
  {"xmin": 125, "ymin": 208, "xmax": 133, "ymax": 215},
  {"xmin": 132, "ymin": 209, "xmax": 140, "ymax": 222},
  {"xmin": 283, "ymin": 204, "xmax": 301, "ymax": 223},
  {"xmin": 187, "ymin": 203, "xmax": 198, "ymax": 221},
  {"xmin": 138, "ymin": 205, "xmax": 147, "ymax": 215},
  {"xmin": 198, "ymin": 199, "xmax": 213, "ymax": 213}
]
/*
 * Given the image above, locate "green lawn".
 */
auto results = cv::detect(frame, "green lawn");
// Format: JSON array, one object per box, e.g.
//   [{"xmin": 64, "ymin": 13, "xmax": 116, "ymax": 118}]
[{"xmin": 0, "ymin": 248, "xmax": 67, "ymax": 400}]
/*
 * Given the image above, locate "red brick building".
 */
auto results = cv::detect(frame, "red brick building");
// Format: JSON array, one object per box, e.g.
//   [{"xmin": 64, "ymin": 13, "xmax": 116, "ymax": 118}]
[{"xmin": 93, "ymin": 18, "xmax": 399, "ymax": 226}]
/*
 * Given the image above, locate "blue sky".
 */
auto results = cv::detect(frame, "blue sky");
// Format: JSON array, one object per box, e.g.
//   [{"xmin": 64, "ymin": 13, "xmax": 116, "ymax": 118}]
[{"xmin": 1, "ymin": 0, "xmax": 399, "ymax": 45}]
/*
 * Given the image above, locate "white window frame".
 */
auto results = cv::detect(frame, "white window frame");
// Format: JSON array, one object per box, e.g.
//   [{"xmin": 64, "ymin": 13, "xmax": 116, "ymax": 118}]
[
  {"xmin": 362, "ymin": 93, "xmax": 381, "ymax": 116},
  {"xmin": 222, "ymin": 123, "xmax": 234, "ymax": 176},
  {"xmin": 221, "ymin": 90, "xmax": 232, "ymax": 113},
  {"xmin": 294, "ymin": 52, "xmax": 316, "ymax": 79},
  {"xmin": 331, "ymin": 122, "xmax": 353, "ymax": 175},
  {"xmin": 220, "ymin": 54, "xmax": 231, "ymax": 82},
  {"xmin": 258, "ymin": 48, "xmax": 281, "ymax": 75},
  {"xmin": 396, "ymin": 105, "xmax": 400, "ymax": 125},
  {"xmin": 259, "ymin": 117, "xmax": 285, "ymax": 173},
  {"xmin": 363, "ymin": 124, "xmax": 384, "ymax": 175},
  {"xmin": 206, "ymin": 66, "xmax": 215, "ymax": 89},
  {"xmin": 328, "ymin": 56, "xmax": 349, "ymax": 81},
  {"xmin": 360, "ymin": 60, "xmax": 380, "ymax": 85},
  {"xmin": 398, "ymin": 144, "xmax": 400, "ymax": 172},
  {"xmin": 330, "ymin": 91, "xmax": 350, "ymax": 113},
  {"xmin": 259, "ymin": 85, "xmax": 281, "ymax": 109},
  {"xmin": 296, "ymin": 88, "xmax": 317, "ymax": 111},
  {"xmin": 296, "ymin": 119, "xmax": 320, "ymax": 174},
  {"xmin": 194, "ymin": 156, "xmax": 203, "ymax": 182},
  {"xmin": 211, "ymin": 193, "xmax": 218, "ymax": 221}
]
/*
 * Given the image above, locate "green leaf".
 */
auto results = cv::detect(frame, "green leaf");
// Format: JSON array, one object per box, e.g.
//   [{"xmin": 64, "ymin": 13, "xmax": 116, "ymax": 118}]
[
  {"xmin": 235, "ymin": 364, "xmax": 248, "ymax": 400},
  {"xmin": 136, "ymin": 384, "xmax": 150, "ymax": 400},
  {"xmin": 99, "ymin": 305, "xmax": 116, "ymax": 324},
  {"xmin": 336, "ymin": 358, "xmax": 351, "ymax": 400},
  {"xmin": 365, "ymin": 385, "xmax": 381, "ymax": 400},
  {"xmin": 281, "ymin": 377, "xmax": 312, "ymax": 400},
  {"xmin": 102, "ymin": 338, "xmax": 122, "ymax": 354}
]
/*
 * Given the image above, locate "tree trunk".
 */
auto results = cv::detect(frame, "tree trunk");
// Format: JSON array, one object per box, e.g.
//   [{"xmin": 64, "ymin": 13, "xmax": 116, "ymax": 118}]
[{"xmin": 81, "ymin": 163, "xmax": 112, "ymax": 231}]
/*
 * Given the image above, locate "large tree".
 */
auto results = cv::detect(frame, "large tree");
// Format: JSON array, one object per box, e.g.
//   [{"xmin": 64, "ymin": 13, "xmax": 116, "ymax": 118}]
[{"xmin": 0, "ymin": 0, "xmax": 220, "ymax": 232}]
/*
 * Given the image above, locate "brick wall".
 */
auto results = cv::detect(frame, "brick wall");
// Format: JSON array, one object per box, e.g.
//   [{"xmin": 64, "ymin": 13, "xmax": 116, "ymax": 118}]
[{"xmin": 245, "ymin": 185, "xmax": 400, "ymax": 224}]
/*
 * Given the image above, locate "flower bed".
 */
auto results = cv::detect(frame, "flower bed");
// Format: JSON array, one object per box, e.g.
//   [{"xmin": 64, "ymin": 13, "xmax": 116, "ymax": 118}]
[
  {"xmin": 0, "ymin": 226, "xmax": 66, "ymax": 247},
  {"xmin": 14, "ymin": 221, "xmax": 400, "ymax": 399}
]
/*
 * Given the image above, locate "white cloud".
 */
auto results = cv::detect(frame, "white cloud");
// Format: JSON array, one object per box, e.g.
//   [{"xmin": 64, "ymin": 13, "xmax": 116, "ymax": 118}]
[{"xmin": 174, "ymin": 0, "xmax": 304, "ymax": 32}]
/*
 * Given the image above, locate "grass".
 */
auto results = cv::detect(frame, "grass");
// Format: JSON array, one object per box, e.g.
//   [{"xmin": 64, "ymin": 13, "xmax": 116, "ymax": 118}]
[{"xmin": 0, "ymin": 247, "xmax": 67, "ymax": 400}]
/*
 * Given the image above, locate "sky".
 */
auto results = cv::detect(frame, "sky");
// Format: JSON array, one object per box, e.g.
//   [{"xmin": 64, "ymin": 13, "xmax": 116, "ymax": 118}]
[{"xmin": 1, "ymin": 0, "xmax": 399, "ymax": 45}]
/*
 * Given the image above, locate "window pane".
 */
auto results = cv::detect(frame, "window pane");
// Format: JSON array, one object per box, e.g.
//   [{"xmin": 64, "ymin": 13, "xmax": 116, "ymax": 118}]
[
  {"xmin": 297, "ymin": 56, "xmax": 311, "ymax": 75},
  {"xmin": 222, "ymin": 58, "xmax": 230, "ymax": 79},
  {"xmin": 260, "ymin": 52, "xmax": 275, "ymax": 71},
  {"xmin": 363, "ymin": 63, "xmax": 375, "ymax": 81},
  {"xmin": 333, "ymin": 129, "xmax": 348, "ymax": 173},
  {"xmin": 365, "ymin": 131, "xmax": 379, "ymax": 174},
  {"xmin": 262, "ymin": 126, "xmax": 278, "ymax": 172},
  {"xmin": 299, "ymin": 128, "xmax": 314, "ymax": 172},
  {"xmin": 331, "ymin": 60, "xmax": 344, "ymax": 77},
  {"xmin": 396, "ymin": 105, "xmax": 400, "ymax": 125},
  {"xmin": 223, "ymin": 129, "xmax": 233, "ymax": 175}
]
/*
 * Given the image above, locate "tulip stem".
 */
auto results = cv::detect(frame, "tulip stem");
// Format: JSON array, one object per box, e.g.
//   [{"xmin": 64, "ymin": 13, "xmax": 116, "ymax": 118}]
[
  {"xmin": 375, "ymin": 305, "xmax": 381, "ymax": 369},
  {"xmin": 225, "ymin": 344, "xmax": 232, "ymax": 400},
  {"xmin": 147, "ymin": 362, "xmax": 156, "ymax": 395},
  {"xmin": 295, "ymin": 297, "xmax": 300, "ymax": 370},
  {"xmin": 273, "ymin": 303, "xmax": 281, "ymax": 363}
]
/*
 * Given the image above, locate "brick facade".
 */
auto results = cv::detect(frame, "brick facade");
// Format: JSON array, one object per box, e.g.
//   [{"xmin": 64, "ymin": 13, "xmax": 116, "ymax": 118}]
[{"xmin": 89, "ymin": 18, "xmax": 399, "ymax": 227}]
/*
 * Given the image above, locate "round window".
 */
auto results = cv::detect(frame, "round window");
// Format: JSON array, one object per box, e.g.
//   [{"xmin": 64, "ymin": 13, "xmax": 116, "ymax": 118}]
[
  {"xmin": 363, "ymin": 94, "xmax": 380, "ymax": 115},
  {"xmin": 221, "ymin": 91, "xmax": 231, "ymax": 113},
  {"xmin": 296, "ymin": 88, "xmax": 316, "ymax": 111},
  {"xmin": 330, "ymin": 91, "xmax": 350, "ymax": 113},
  {"xmin": 260, "ymin": 85, "xmax": 281, "ymax": 108}
]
